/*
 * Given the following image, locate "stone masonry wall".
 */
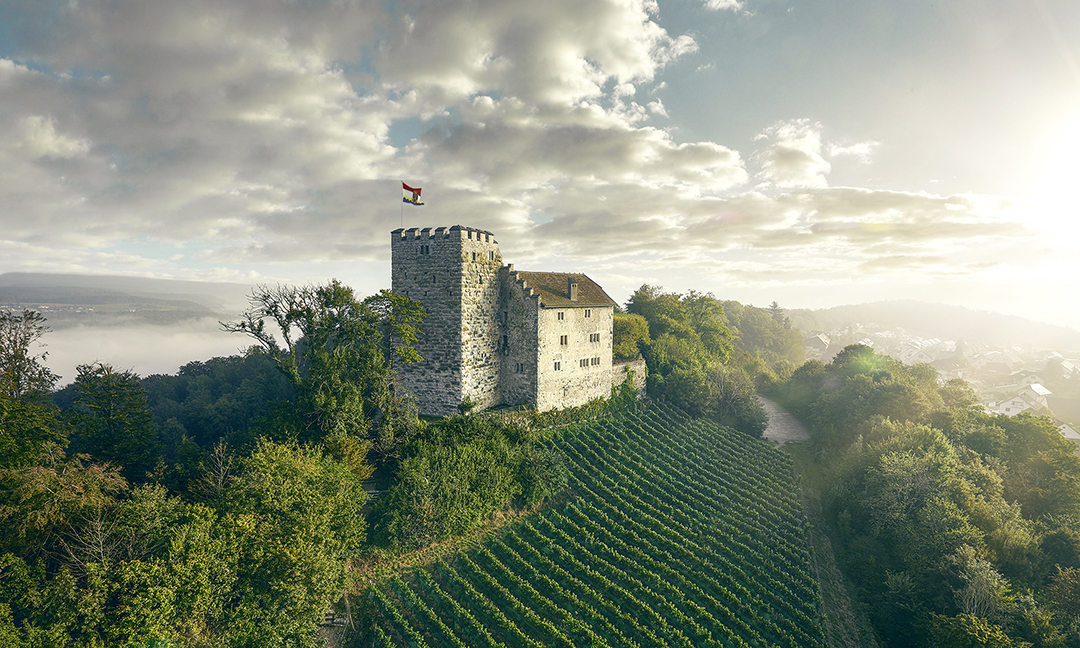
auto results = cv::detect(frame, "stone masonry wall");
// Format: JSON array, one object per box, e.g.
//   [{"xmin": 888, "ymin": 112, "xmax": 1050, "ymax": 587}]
[
  {"xmin": 458, "ymin": 229, "xmax": 503, "ymax": 411},
  {"xmin": 499, "ymin": 266, "xmax": 540, "ymax": 407},
  {"xmin": 392, "ymin": 225, "xmax": 615, "ymax": 415},
  {"xmin": 535, "ymin": 304, "xmax": 614, "ymax": 411},
  {"xmin": 391, "ymin": 226, "xmax": 503, "ymax": 416}
]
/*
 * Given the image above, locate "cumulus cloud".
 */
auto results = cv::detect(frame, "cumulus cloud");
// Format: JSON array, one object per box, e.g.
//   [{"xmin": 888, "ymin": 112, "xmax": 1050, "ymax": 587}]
[
  {"xmin": 0, "ymin": 0, "xmax": 1038, "ymax": 302},
  {"xmin": 20, "ymin": 116, "xmax": 90, "ymax": 159},
  {"xmin": 703, "ymin": 0, "xmax": 744, "ymax": 11},
  {"xmin": 0, "ymin": 0, "xmax": 719, "ymax": 269},
  {"xmin": 827, "ymin": 140, "xmax": 881, "ymax": 163},
  {"xmin": 753, "ymin": 119, "xmax": 831, "ymax": 188}
]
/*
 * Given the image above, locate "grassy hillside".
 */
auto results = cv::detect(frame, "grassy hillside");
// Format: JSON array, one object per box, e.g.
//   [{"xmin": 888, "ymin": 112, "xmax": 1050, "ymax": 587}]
[{"xmin": 361, "ymin": 403, "xmax": 826, "ymax": 647}]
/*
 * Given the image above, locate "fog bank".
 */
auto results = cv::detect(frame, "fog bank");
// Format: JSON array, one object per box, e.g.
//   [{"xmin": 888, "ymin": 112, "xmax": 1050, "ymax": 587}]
[{"xmin": 42, "ymin": 318, "xmax": 248, "ymax": 385}]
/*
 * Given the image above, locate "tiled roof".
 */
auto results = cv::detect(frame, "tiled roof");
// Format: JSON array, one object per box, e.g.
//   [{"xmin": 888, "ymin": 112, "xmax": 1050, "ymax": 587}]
[{"xmin": 513, "ymin": 271, "xmax": 616, "ymax": 308}]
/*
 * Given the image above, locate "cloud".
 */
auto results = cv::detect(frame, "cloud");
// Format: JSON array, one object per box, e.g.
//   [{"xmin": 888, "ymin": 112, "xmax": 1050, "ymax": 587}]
[
  {"xmin": 0, "ymin": 0, "xmax": 1044, "ymax": 306},
  {"xmin": 0, "ymin": 0, "xmax": 713, "ymax": 268},
  {"xmin": 753, "ymin": 119, "xmax": 831, "ymax": 188},
  {"xmin": 20, "ymin": 116, "xmax": 90, "ymax": 159},
  {"xmin": 827, "ymin": 140, "xmax": 881, "ymax": 163},
  {"xmin": 703, "ymin": 0, "xmax": 744, "ymax": 11}
]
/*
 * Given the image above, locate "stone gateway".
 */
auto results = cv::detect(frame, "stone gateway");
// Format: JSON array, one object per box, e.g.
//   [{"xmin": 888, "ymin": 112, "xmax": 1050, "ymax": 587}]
[{"xmin": 391, "ymin": 225, "xmax": 617, "ymax": 416}]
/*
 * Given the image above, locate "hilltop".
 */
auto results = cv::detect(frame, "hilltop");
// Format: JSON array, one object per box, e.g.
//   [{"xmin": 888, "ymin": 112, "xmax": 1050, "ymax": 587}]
[{"xmin": 788, "ymin": 300, "xmax": 1080, "ymax": 352}]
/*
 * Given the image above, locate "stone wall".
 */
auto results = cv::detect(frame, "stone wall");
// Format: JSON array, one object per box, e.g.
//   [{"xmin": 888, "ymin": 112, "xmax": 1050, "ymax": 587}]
[
  {"xmin": 499, "ymin": 266, "xmax": 540, "ymax": 407},
  {"xmin": 612, "ymin": 357, "xmax": 647, "ymax": 395},
  {"xmin": 391, "ymin": 226, "xmax": 501, "ymax": 416},
  {"xmin": 536, "ymin": 303, "xmax": 614, "ymax": 411},
  {"xmin": 459, "ymin": 229, "xmax": 503, "ymax": 411}
]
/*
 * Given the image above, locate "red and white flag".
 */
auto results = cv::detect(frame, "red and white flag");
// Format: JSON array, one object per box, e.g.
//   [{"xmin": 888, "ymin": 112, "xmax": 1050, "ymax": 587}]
[{"xmin": 402, "ymin": 182, "xmax": 424, "ymax": 206}]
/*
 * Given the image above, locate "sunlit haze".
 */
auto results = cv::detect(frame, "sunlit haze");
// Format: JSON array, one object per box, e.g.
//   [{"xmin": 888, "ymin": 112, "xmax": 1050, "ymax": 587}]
[{"xmin": 3, "ymin": 0, "xmax": 1080, "ymax": 335}]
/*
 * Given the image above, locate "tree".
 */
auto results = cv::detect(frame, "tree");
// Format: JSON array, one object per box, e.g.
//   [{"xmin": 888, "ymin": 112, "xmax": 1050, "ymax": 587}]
[
  {"xmin": 222, "ymin": 281, "xmax": 424, "ymax": 444},
  {"xmin": 612, "ymin": 313, "xmax": 650, "ymax": 359},
  {"xmin": 222, "ymin": 438, "xmax": 368, "ymax": 646},
  {"xmin": 0, "ymin": 310, "xmax": 59, "ymax": 400},
  {"xmin": 930, "ymin": 613, "xmax": 1031, "ymax": 648},
  {"xmin": 69, "ymin": 363, "xmax": 160, "ymax": 482}
]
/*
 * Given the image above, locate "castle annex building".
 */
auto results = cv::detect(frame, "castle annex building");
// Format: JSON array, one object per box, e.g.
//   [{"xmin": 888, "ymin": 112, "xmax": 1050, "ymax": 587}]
[{"xmin": 391, "ymin": 225, "xmax": 617, "ymax": 416}]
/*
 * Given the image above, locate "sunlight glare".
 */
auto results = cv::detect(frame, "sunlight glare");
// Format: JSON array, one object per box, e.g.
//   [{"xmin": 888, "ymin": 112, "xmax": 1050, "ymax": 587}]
[{"xmin": 1025, "ymin": 116, "xmax": 1080, "ymax": 242}]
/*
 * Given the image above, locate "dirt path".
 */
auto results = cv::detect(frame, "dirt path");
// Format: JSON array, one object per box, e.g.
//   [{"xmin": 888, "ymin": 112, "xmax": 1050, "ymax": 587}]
[{"xmin": 759, "ymin": 395, "xmax": 811, "ymax": 445}]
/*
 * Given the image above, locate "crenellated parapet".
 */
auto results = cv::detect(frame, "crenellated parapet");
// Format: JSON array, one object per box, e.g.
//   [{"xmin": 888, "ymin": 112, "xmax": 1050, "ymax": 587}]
[{"xmin": 391, "ymin": 225, "xmax": 615, "ymax": 415}]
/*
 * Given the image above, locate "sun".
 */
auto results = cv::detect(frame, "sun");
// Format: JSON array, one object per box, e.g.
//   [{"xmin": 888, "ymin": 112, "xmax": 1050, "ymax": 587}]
[{"xmin": 1023, "ymin": 116, "xmax": 1080, "ymax": 241}]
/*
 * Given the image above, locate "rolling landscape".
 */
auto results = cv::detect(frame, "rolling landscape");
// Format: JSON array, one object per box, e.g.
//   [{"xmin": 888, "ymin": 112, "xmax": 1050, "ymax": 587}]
[{"xmin": 4, "ymin": 0, "xmax": 1080, "ymax": 646}]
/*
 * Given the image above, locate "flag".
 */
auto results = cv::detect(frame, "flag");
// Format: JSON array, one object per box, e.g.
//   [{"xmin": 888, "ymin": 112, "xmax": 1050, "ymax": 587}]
[{"xmin": 403, "ymin": 182, "xmax": 424, "ymax": 206}]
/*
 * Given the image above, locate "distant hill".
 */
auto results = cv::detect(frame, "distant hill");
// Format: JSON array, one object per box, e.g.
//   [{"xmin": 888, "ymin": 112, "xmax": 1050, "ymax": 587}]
[
  {"xmin": 787, "ymin": 300, "xmax": 1080, "ymax": 353},
  {"xmin": 0, "ymin": 272, "xmax": 253, "ymax": 328}
]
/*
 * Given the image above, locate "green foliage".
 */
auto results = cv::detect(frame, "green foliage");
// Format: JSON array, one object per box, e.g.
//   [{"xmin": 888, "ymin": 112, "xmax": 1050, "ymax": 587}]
[
  {"xmin": 774, "ymin": 343, "xmax": 1080, "ymax": 647},
  {"xmin": 222, "ymin": 281, "xmax": 424, "ymax": 446},
  {"xmin": 220, "ymin": 439, "xmax": 368, "ymax": 647},
  {"xmin": 0, "ymin": 309, "xmax": 59, "ymax": 400},
  {"xmin": 628, "ymin": 285, "xmax": 770, "ymax": 434},
  {"xmin": 0, "ymin": 396, "xmax": 66, "ymax": 471},
  {"xmin": 142, "ymin": 353, "xmax": 294, "ymax": 451},
  {"xmin": 0, "ymin": 439, "xmax": 366, "ymax": 648},
  {"xmin": 721, "ymin": 300, "xmax": 806, "ymax": 369},
  {"xmin": 364, "ymin": 403, "xmax": 827, "ymax": 648},
  {"xmin": 370, "ymin": 415, "xmax": 566, "ymax": 551},
  {"xmin": 930, "ymin": 613, "xmax": 1032, "ymax": 648},
  {"xmin": 68, "ymin": 363, "xmax": 160, "ymax": 483},
  {"xmin": 612, "ymin": 312, "xmax": 649, "ymax": 359}
]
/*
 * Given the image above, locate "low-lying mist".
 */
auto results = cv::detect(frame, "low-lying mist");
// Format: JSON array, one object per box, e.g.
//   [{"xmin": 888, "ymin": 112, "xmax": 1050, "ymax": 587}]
[{"xmin": 42, "ymin": 317, "xmax": 248, "ymax": 385}]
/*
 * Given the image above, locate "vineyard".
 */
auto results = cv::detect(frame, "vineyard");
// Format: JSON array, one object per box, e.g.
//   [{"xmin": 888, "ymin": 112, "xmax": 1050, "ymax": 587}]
[{"xmin": 363, "ymin": 403, "xmax": 827, "ymax": 647}]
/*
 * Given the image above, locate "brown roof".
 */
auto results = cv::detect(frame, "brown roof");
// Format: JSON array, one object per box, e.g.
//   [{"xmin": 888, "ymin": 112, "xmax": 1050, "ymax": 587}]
[{"xmin": 513, "ymin": 271, "xmax": 616, "ymax": 308}]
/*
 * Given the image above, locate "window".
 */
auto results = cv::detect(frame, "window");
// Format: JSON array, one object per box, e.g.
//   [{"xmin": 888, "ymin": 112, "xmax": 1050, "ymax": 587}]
[
  {"xmin": 554, "ymin": 361, "xmax": 561, "ymax": 371},
  {"xmin": 488, "ymin": 250, "xmax": 495, "ymax": 260},
  {"xmin": 432, "ymin": 275, "xmax": 437, "ymax": 284},
  {"xmin": 580, "ymin": 358, "xmax": 588, "ymax": 368},
  {"xmin": 591, "ymin": 357, "xmax": 600, "ymax": 365},
  {"xmin": 557, "ymin": 312, "xmax": 564, "ymax": 321},
  {"xmin": 419, "ymin": 245, "xmax": 430, "ymax": 255},
  {"xmin": 585, "ymin": 309, "xmax": 591, "ymax": 318},
  {"xmin": 516, "ymin": 362, "xmax": 524, "ymax": 373},
  {"xmin": 589, "ymin": 333, "xmax": 600, "ymax": 343},
  {"xmin": 472, "ymin": 252, "xmax": 477, "ymax": 261},
  {"xmin": 560, "ymin": 335, "xmax": 568, "ymax": 345},
  {"xmin": 468, "ymin": 231, "xmax": 473, "ymax": 239}
]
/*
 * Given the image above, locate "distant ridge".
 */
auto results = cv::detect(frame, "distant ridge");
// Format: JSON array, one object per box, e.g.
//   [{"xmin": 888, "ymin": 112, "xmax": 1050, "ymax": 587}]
[
  {"xmin": 787, "ymin": 300, "xmax": 1080, "ymax": 353},
  {"xmin": 0, "ymin": 272, "xmax": 254, "ymax": 328},
  {"xmin": 0, "ymin": 273, "xmax": 252, "ymax": 311}
]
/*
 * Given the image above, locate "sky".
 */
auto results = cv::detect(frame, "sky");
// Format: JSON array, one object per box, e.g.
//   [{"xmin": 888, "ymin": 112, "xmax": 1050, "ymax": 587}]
[{"xmin": 3, "ymin": 0, "xmax": 1080, "ymax": 330}]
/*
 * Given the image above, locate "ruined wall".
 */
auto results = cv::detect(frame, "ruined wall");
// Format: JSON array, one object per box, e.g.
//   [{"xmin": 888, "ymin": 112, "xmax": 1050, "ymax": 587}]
[{"xmin": 535, "ymin": 304, "xmax": 614, "ymax": 411}]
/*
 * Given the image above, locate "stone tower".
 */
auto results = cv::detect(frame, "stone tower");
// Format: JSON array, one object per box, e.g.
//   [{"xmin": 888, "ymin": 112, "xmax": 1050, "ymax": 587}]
[{"xmin": 390, "ymin": 225, "xmax": 503, "ymax": 416}]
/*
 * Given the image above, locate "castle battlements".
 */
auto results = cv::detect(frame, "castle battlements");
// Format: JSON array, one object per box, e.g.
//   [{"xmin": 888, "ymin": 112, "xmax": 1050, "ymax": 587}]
[
  {"xmin": 392, "ymin": 225, "xmax": 497, "ymax": 243},
  {"xmin": 391, "ymin": 226, "xmax": 615, "ymax": 416}
]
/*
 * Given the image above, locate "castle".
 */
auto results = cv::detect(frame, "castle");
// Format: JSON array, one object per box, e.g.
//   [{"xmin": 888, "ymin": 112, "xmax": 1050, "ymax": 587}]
[{"xmin": 391, "ymin": 225, "xmax": 620, "ymax": 416}]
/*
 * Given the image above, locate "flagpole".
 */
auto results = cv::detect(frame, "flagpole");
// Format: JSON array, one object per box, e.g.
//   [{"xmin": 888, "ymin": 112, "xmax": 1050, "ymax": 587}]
[{"xmin": 400, "ymin": 180, "xmax": 403, "ymax": 228}]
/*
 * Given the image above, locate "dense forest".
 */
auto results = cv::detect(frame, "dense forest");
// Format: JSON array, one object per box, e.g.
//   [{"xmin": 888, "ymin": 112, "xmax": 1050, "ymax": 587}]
[{"xmin": 771, "ymin": 345, "xmax": 1080, "ymax": 647}]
